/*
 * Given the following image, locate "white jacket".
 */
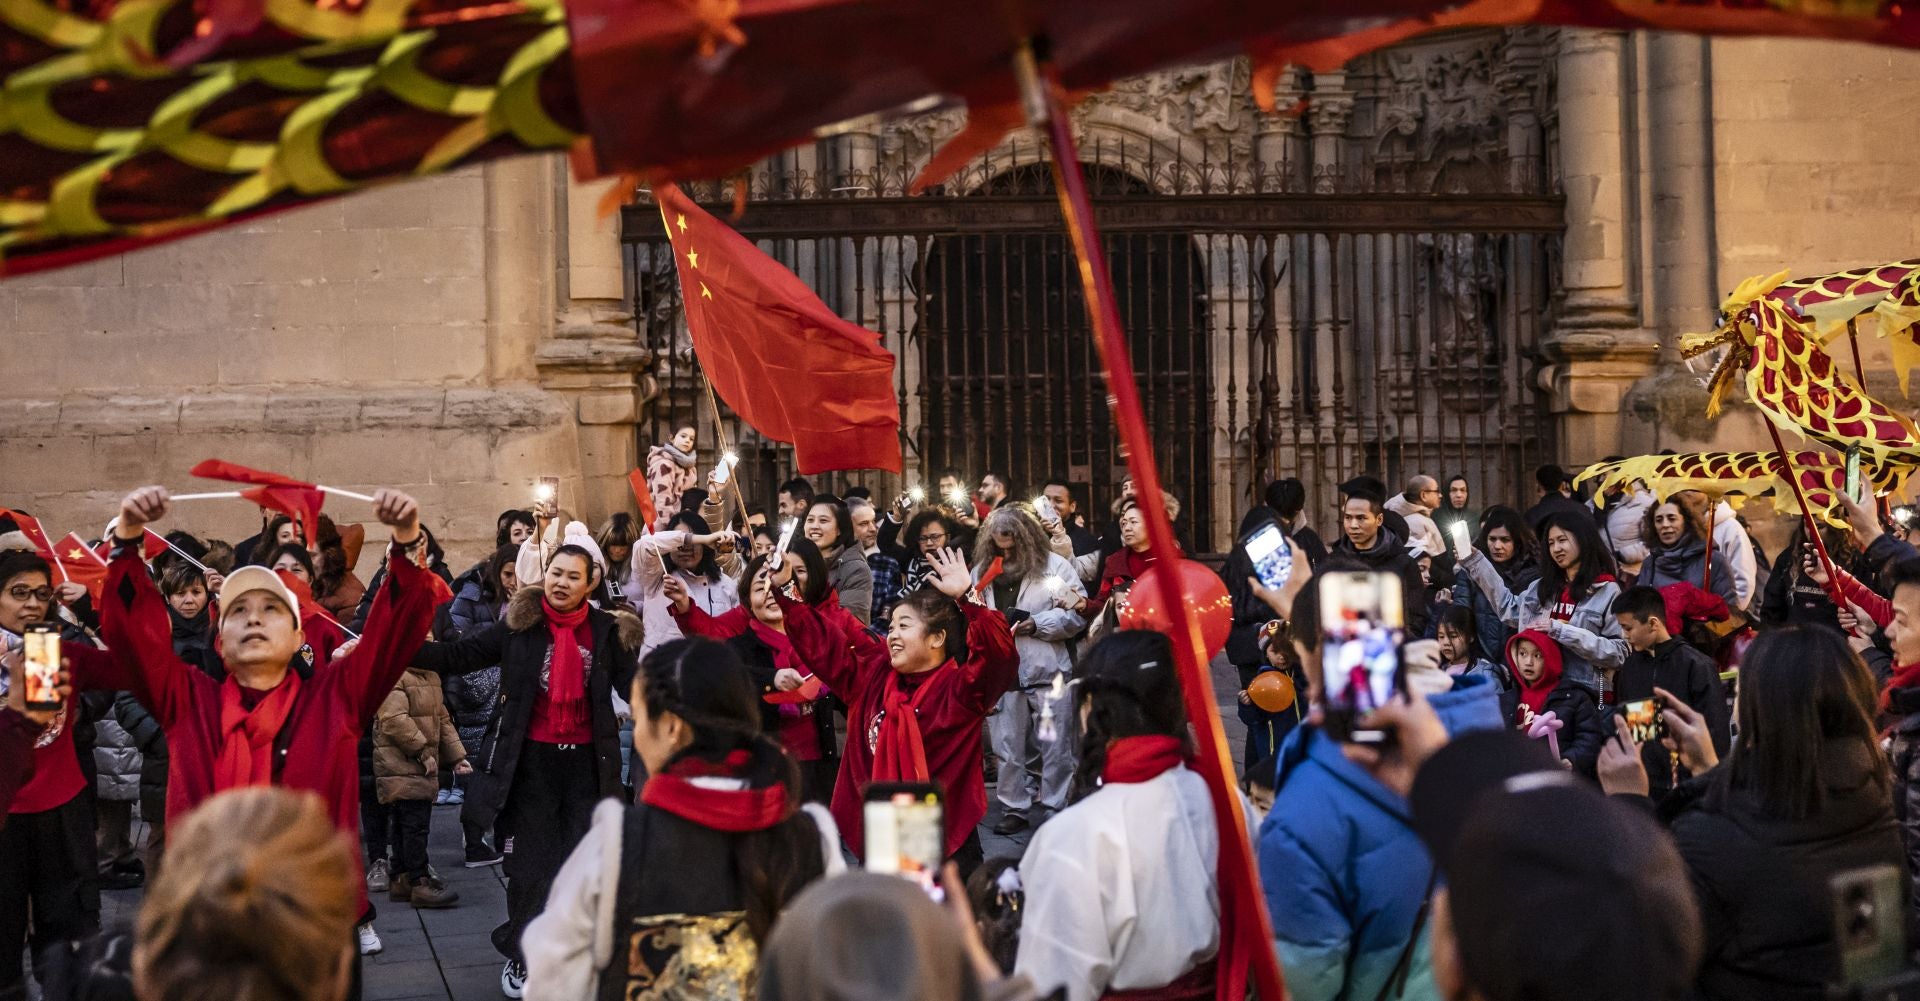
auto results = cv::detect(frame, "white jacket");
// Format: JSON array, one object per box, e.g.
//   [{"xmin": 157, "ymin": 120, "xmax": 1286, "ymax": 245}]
[
  {"xmin": 1383, "ymin": 495, "xmax": 1446, "ymax": 558},
  {"xmin": 1710, "ymin": 501, "xmax": 1757, "ymax": 611},
  {"xmin": 975, "ymin": 553, "xmax": 1087, "ymax": 687},
  {"xmin": 1600, "ymin": 484, "xmax": 1654, "ymax": 574},
  {"xmin": 523, "ymin": 797, "xmax": 844, "ymax": 1001},
  {"xmin": 623, "ymin": 530, "xmax": 742, "ymax": 658}
]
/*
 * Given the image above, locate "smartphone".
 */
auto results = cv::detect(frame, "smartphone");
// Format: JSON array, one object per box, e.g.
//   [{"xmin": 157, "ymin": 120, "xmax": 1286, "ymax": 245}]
[
  {"xmin": 1449, "ymin": 521, "xmax": 1472, "ymax": 561},
  {"xmin": 1317, "ymin": 572, "xmax": 1404, "ymax": 744},
  {"xmin": 534, "ymin": 476, "xmax": 560, "ymax": 504},
  {"xmin": 1832, "ymin": 865, "xmax": 1907, "ymax": 988},
  {"xmin": 1845, "ymin": 447, "xmax": 1863, "ymax": 505},
  {"xmin": 1002, "ymin": 608, "xmax": 1033, "ymax": 627},
  {"xmin": 22, "ymin": 624, "xmax": 61, "ymax": 712},
  {"xmin": 1245, "ymin": 523, "xmax": 1293, "ymax": 591},
  {"xmin": 863, "ymin": 783, "xmax": 945, "ymax": 900},
  {"xmin": 772, "ymin": 518, "xmax": 799, "ymax": 565},
  {"xmin": 1617, "ymin": 698, "xmax": 1665, "ymax": 744},
  {"xmin": 713, "ymin": 452, "xmax": 738, "ymax": 486}
]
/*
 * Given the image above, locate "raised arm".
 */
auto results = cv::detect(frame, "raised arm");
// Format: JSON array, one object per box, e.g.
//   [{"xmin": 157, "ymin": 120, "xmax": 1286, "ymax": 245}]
[
  {"xmin": 1458, "ymin": 548, "xmax": 1529, "ymax": 628},
  {"xmin": 97, "ymin": 488, "xmax": 199, "ymax": 721},
  {"xmin": 1543, "ymin": 586, "xmax": 1630, "ymax": 672},
  {"xmin": 668, "ymin": 600, "xmax": 750, "ymax": 639},
  {"xmin": 323, "ymin": 492, "xmax": 440, "ymax": 724},
  {"xmin": 954, "ymin": 602, "xmax": 1018, "ymax": 715},
  {"xmin": 774, "ymin": 588, "xmax": 865, "ymax": 698}
]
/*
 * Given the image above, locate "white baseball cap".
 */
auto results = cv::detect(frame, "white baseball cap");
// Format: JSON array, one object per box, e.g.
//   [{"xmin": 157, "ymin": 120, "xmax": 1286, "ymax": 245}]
[{"xmin": 218, "ymin": 565, "xmax": 301, "ymax": 621}]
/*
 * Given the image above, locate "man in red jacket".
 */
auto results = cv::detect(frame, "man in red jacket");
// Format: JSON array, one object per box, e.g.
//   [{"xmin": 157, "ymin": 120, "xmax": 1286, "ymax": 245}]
[{"xmin": 80, "ymin": 485, "xmax": 436, "ymax": 926}]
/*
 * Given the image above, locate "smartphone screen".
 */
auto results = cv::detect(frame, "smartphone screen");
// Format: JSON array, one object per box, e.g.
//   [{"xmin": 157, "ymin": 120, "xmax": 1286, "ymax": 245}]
[
  {"xmin": 1246, "ymin": 524, "xmax": 1293, "ymax": 591},
  {"xmin": 535, "ymin": 475, "xmax": 560, "ymax": 504},
  {"xmin": 22, "ymin": 624, "xmax": 60, "ymax": 712},
  {"xmin": 1449, "ymin": 521, "xmax": 1472, "ymax": 560},
  {"xmin": 1845, "ymin": 447, "xmax": 1863, "ymax": 504},
  {"xmin": 863, "ymin": 783, "xmax": 945, "ymax": 900},
  {"xmin": 1618, "ymin": 698, "xmax": 1664, "ymax": 744},
  {"xmin": 1318, "ymin": 572, "xmax": 1404, "ymax": 743}
]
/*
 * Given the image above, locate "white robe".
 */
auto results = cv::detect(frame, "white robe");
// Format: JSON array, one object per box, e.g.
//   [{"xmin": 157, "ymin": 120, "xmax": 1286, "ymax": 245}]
[{"xmin": 1016, "ymin": 765, "xmax": 1244, "ymax": 1001}]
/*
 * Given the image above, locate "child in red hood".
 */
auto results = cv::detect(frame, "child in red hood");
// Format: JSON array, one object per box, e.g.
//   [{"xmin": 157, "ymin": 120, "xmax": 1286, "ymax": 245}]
[{"xmin": 1505, "ymin": 629, "xmax": 1606, "ymax": 777}]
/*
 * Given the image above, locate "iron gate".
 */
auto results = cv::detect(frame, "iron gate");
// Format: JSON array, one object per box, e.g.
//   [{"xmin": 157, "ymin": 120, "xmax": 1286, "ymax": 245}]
[{"xmin": 626, "ymin": 129, "xmax": 1563, "ymax": 551}]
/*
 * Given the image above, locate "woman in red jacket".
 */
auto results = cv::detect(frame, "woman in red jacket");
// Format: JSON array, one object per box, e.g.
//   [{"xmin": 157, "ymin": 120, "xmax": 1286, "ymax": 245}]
[{"xmin": 778, "ymin": 547, "xmax": 1017, "ymax": 876}]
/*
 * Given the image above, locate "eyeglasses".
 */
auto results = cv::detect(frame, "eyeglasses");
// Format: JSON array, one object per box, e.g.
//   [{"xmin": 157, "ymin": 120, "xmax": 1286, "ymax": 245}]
[
  {"xmin": 6, "ymin": 586, "xmax": 54, "ymax": 603},
  {"xmin": 917, "ymin": 533, "xmax": 949, "ymax": 544}
]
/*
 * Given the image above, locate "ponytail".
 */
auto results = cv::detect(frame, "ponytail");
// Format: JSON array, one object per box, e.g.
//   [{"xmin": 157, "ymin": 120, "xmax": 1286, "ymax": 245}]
[{"xmin": 1069, "ymin": 631, "xmax": 1191, "ymax": 802}]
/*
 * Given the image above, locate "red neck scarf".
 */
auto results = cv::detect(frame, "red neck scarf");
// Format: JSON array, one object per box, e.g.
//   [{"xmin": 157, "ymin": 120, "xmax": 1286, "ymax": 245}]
[
  {"xmin": 543, "ymin": 599, "xmax": 592, "ymax": 733},
  {"xmin": 1102, "ymin": 735, "xmax": 1188, "ymax": 785},
  {"xmin": 1883, "ymin": 662, "xmax": 1920, "ymax": 713},
  {"xmin": 640, "ymin": 749, "xmax": 793, "ymax": 832},
  {"xmin": 872, "ymin": 665, "xmax": 947, "ymax": 783},
  {"xmin": 214, "ymin": 672, "xmax": 302, "ymax": 790},
  {"xmin": 749, "ymin": 618, "xmax": 796, "ymax": 673}
]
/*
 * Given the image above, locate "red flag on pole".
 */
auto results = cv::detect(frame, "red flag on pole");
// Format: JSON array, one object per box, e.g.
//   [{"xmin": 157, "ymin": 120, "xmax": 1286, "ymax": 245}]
[
  {"xmin": 50, "ymin": 532, "xmax": 110, "ymax": 604},
  {"xmin": 652, "ymin": 183, "xmax": 902, "ymax": 475},
  {"xmin": 0, "ymin": 510, "xmax": 52, "ymax": 555},
  {"xmin": 627, "ymin": 469, "xmax": 657, "ymax": 534},
  {"xmin": 189, "ymin": 459, "xmax": 327, "ymax": 541}
]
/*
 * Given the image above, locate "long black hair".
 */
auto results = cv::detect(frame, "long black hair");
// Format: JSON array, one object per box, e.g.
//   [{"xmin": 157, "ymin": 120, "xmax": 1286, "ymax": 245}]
[
  {"xmin": 1533, "ymin": 510, "xmax": 1614, "ymax": 604},
  {"xmin": 665, "ymin": 510, "xmax": 722, "ymax": 583},
  {"xmin": 480, "ymin": 543, "xmax": 521, "ymax": 604},
  {"xmin": 1070, "ymin": 630, "xmax": 1192, "ymax": 802},
  {"xmin": 902, "ymin": 510, "xmax": 957, "ymax": 555},
  {"xmin": 495, "ymin": 509, "xmax": 536, "ymax": 548},
  {"xmin": 636, "ymin": 638, "xmax": 824, "ymax": 942},
  {"xmin": 738, "ymin": 549, "xmax": 830, "ymax": 608},
  {"xmin": 1719, "ymin": 625, "xmax": 1887, "ymax": 820}
]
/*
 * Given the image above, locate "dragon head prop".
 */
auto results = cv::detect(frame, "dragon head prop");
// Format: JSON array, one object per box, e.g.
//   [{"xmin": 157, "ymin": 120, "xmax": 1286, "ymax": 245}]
[{"xmin": 1679, "ymin": 269, "xmax": 1796, "ymax": 417}]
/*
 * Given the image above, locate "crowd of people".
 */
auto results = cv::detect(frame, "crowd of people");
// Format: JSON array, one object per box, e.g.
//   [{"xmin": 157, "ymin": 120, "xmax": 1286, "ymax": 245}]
[{"xmin": 0, "ymin": 443, "xmax": 1918, "ymax": 1001}]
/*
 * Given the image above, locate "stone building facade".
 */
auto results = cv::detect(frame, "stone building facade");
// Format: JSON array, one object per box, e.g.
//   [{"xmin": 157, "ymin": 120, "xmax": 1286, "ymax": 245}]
[{"xmin": 5, "ymin": 29, "xmax": 1920, "ymax": 564}]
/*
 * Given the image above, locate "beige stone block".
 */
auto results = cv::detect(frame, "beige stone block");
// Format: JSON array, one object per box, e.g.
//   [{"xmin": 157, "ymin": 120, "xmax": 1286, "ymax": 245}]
[
  {"xmin": 422, "ymin": 276, "xmax": 489, "ymax": 324},
  {"xmin": 342, "ymin": 180, "xmax": 444, "ymax": 232},
  {"xmin": 427, "ymin": 428, "xmax": 496, "ymax": 484},
  {"xmin": 445, "ymin": 389, "xmax": 567, "ymax": 429},
  {"xmin": 261, "ymin": 394, "xmax": 361, "ymax": 434},
  {"xmin": 379, "ymin": 228, "xmax": 482, "ymax": 280},
  {"xmin": 141, "ymin": 283, "xmax": 236, "ymax": 335},
  {"xmin": 0, "ymin": 437, "xmax": 100, "ymax": 493},
  {"xmin": 180, "ymin": 394, "xmax": 270, "ymax": 433},
  {"xmin": 308, "ymin": 430, "xmax": 436, "ymax": 485},
  {"xmin": 575, "ymin": 389, "xmax": 638, "ymax": 425},
  {"xmin": 5, "ymin": 256, "xmax": 124, "ymax": 290},
  {"xmin": 176, "ymin": 430, "xmax": 315, "ymax": 479},
  {"xmin": 424, "ymin": 169, "xmax": 489, "ymax": 227},
  {"xmin": 214, "ymin": 328, "xmax": 346, "ymax": 387},
  {"xmin": 0, "ymin": 399, "xmax": 61, "ymax": 434},
  {"xmin": 61, "ymin": 396, "xmax": 181, "ymax": 435},
  {"xmin": 387, "ymin": 319, "xmax": 486, "ymax": 383},
  {"xmin": 359, "ymin": 391, "xmax": 448, "ymax": 428}
]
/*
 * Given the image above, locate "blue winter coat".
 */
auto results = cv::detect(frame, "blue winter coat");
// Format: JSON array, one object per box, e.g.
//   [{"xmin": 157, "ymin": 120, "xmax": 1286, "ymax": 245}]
[{"xmin": 1257, "ymin": 674, "xmax": 1505, "ymax": 1001}]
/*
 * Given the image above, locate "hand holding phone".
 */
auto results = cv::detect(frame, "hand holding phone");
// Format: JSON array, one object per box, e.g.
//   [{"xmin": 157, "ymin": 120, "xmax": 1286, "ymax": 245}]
[
  {"xmin": 1318, "ymin": 572, "xmax": 1405, "ymax": 744},
  {"xmin": 1245, "ymin": 524, "xmax": 1293, "ymax": 592},
  {"xmin": 20, "ymin": 625, "xmax": 62, "ymax": 715},
  {"xmin": 864, "ymin": 783, "xmax": 946, "ymax": 900},
  {"xmin": 1449, "ymin": 521, "xmax": 1472, "ymax": 562}
]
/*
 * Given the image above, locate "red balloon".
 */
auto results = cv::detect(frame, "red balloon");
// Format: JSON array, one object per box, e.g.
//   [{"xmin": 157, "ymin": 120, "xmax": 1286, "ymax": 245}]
[{"xmin": 1115, "ymin": 559, "xmax": 1233, "ymax": 659}]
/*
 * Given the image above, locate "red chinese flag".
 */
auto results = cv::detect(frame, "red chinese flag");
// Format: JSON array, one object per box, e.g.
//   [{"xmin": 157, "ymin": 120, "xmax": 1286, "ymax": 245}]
[
  {"xmin": 627, "ymin": 469, "xmax": 657, "ymax": 534},
  {"xmin": 51, "ymin": 533, "xmax": 109, "ymax": 604},
  {"xmin": 189, "ymin": 459, "xmax": 326, "ymax": 539},
  {"xmin": 0, "ymin": 510, "xmax": 52, "ymax": 555},
  {"xmin": 653, "ymin": 183, "xmax": 901, "ymax": 474}
]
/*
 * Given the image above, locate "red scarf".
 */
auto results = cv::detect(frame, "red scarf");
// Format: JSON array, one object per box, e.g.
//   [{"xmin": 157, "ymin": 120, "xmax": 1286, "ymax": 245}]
[
  {"xmin": 1883, "ymin": 662, "xmax": 1920, "ymax": 713},
  {"xmin": 640, "ymin": 749, "xmax": 793, "ymax": 832},
  {"xmin": 1102, "ymin": 735, "xmax": 1188, "ymax": 784},
  {"xmin": 872, "ymin": 667, "xmax": 945, "ymax": 783},
  {"xmin": 543, "ymin": 599, "xmax": 591, "ymax": 734},
  {"xmin": 213, "ymin": 672, "xmax": 302, "ymax": 791}
]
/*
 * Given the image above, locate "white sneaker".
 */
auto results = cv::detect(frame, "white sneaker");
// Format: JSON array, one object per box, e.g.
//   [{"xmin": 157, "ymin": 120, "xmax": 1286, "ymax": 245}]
[
  {"xmin": 501, "ymin": 960, "xmax": 528, "ymax": 999},
  {"xmin": 357, "ymin": 923, "xmax": 383, "ymax": 956},
  {"xmin": 366, "ymin": 858, "xmax": 390, "ymax": 893}
]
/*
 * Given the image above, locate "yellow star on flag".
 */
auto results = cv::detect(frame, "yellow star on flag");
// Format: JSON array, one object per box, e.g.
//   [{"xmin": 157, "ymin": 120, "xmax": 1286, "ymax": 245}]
[
  {"xmin": 686, "ymin": 249, "xmax": 699, "ymax": 269},
  {"xmin": 66, "ymin": 548, "xmax": 83, "ymax": 560},
  {"xmin": 700, "ymin": 282, "xmax": 713, "ymax": 299},
  {"xmin": 676, "ymin": 214, "xmax": 688, "ymax": 234}
]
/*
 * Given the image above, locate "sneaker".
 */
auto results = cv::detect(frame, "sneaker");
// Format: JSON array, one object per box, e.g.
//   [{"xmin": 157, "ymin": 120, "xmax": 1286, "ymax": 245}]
[
  {"xmin": 98, "ymin": 863, "xmax": 144, "ymax": 891},
  {"xmin": 357, "ymin": 923, "xmax": 383, "ymax": 956},
  {"xmin": 406, "ymin": 874, "xmax": 460, "ymax": 909},
  {"xmin": 447, "ymin": 787, "xmax": 465, "ymax": 805},
  {"xmin": 365, "ymin": 858, "xmax": 390, "ymax": 893},
  {"xmin": 465, "ymin": 844, "xmax": 505, "ymax": 868},
  {"xmin": 501, "ymin": 960, "xmax": 528, "ymax": 999},
  {"xmin": 435, "ymin": 788, "xmax": 452, "ymax": 805},
  {"xmin": 389, "ymin": 872, "xmax": 415, "ymax": 902},
  {"xmin": 991, "ymin": 812, "xmax": 1029, "ymax": 836}
]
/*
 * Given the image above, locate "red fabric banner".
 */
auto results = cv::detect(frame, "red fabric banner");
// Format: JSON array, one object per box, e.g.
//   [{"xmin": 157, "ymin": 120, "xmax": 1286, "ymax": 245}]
[
  {"xmin": 189, "ymin": 460, "xmax": 327, "ymax": 541},
  {"xmin": 628, "ymin": 469, "xmax": 658, "ymax": 533},
  {"xmin": 652, "ymin": 183, "xmax": 902, "ymax": 475}
]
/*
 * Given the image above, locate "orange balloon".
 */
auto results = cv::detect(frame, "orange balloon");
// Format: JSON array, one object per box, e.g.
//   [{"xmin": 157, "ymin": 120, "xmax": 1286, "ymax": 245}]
[
  {"xmin": 1248, "ymin": 671, "xmax": 1296, "ymax": 713},
  {"xmin": 1115, "ymin": 558, "xmax": 1234, "ymax": 659}
]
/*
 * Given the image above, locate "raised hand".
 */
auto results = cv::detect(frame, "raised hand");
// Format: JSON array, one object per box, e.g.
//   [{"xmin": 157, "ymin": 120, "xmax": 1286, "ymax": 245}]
[
  {"xmin": 662, "ymin": 572, "xmax": 691, "ymax": 614},
  {"xmin": 117, "ymin": 486, "xmax": 170, "ymax": 540},
  {"xmin": 1597, "ymin": 715, "xmax": 1650, "ymax": 797},
  {"xmin": 927, "ymin": 547, "xmax": 974, "ymax": 599},
  {"xmin": 372, "ymin": 489, "xmax": 422, "ymax": 544},
  {"xmin": 1655, "ymin": 686, "xmax": 1719, "ymax": 775}
]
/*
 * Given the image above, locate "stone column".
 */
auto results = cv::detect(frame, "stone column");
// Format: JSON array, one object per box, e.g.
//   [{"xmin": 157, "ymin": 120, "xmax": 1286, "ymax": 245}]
[
  {"xmin": 537, "ymin": 165, "xmax": 655, "ymax": 518},
  {"xmin": 1306, "ymin": 71, "xmax": 1355, "ymax": 194},
  {"xmin": 1538, "ymin": 28, "xmax": 1658, "ymax": 461}
]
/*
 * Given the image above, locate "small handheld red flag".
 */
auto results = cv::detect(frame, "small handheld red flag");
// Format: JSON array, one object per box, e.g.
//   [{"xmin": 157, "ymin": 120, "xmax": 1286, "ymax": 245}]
[
  {"xmin": 190, "ymin": 459, "xmax": 326, "ymax": 541},
  {"xmin": 50, "ymin": 532, "xmax": 110, "ymax": 604},
  {"xmin": 654, "ymin": 183, "xmax": 902, "ymax": 474},
  {"xmin": 627, "ymin": 469, "xmax": 658, "ymax": 534},
  {"xmin": 0, "ymin": 510, "xmax": 52, "ymax": 555}
]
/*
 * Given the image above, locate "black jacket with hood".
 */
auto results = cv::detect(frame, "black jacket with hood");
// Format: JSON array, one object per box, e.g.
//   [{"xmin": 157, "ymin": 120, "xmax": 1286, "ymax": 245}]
[
  {"xmin": 413, "ymin": 586, "xmax": 643, "ymax": 829},
  {"xmin": 1330, "ymin": 527, "xmax": 1430, "ymax": 636}
]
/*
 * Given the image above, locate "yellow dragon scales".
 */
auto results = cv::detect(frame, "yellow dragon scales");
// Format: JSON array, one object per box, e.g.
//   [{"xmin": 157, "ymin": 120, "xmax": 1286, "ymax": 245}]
[
  {"xmin": 1680, "ymin": 265, "xmax": 1920, "ymax": 470},
  {"xmin": 1576, "ymin": 451, "xmax": 1911, "ymax": 526}
]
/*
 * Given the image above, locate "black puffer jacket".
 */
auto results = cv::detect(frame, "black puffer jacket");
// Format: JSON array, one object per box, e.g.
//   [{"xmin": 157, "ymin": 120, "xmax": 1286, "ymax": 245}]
[
  {"xmin": 414, "ymin": 587, "xmax": 643, "ymax": 829},
  {"xmin": 1669, "ymin": 742, "xmax": 1903, "ymax": 1001},
  {"xmin": 1330, "ymin": 527, "xmax": 1430, "ymax": 635}
]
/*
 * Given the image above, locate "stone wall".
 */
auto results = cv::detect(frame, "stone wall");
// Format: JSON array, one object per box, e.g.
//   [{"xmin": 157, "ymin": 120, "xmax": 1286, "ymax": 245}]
[{"xmin": 0, "ymin": 156, "xmax": 641, "ymax": 573}]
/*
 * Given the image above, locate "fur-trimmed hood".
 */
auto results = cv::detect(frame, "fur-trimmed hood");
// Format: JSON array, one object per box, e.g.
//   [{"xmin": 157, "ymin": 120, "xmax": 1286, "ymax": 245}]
[{"xmin": 504, "ymin": 586, "xmax": 644, "ymax": 650}]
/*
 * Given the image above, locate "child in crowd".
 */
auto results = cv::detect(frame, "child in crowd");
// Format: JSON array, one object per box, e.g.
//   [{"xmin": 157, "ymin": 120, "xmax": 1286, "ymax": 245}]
[
  {"xmin": 1237, "ymin": 621, "xmax": 1306, "ymax": 767},
  {"xmin": 158, "ymin": 561, "xmax": 218, "ymax": 673},
  {"xmin": 1505, "ymin": 629, "xmax": 1605, "ymax": 776},
  {"xmin": 1435, "ymin": 605, "xmax": 1506, "ymax": 687},
  {"xmin": 965, "ymin": 857, "xmax": 1026, "ymax": 976},
  {"xmin": 373, "ymin": 663, "xmax": 468, "ymax": 909},
  {"xmin": 1610, "ymin": 585, "xmax": 1731, "ymax": 800},
  {"xmin": 1242, "ymin": 754, "xmax": 1276, "ymax": 825}
]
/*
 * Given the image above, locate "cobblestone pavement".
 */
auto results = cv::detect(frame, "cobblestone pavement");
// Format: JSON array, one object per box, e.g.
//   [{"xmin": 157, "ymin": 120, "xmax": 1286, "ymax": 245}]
[{"xmin": 92, "ymin": 654, "xmax": 1250, "ymax": 1001}]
